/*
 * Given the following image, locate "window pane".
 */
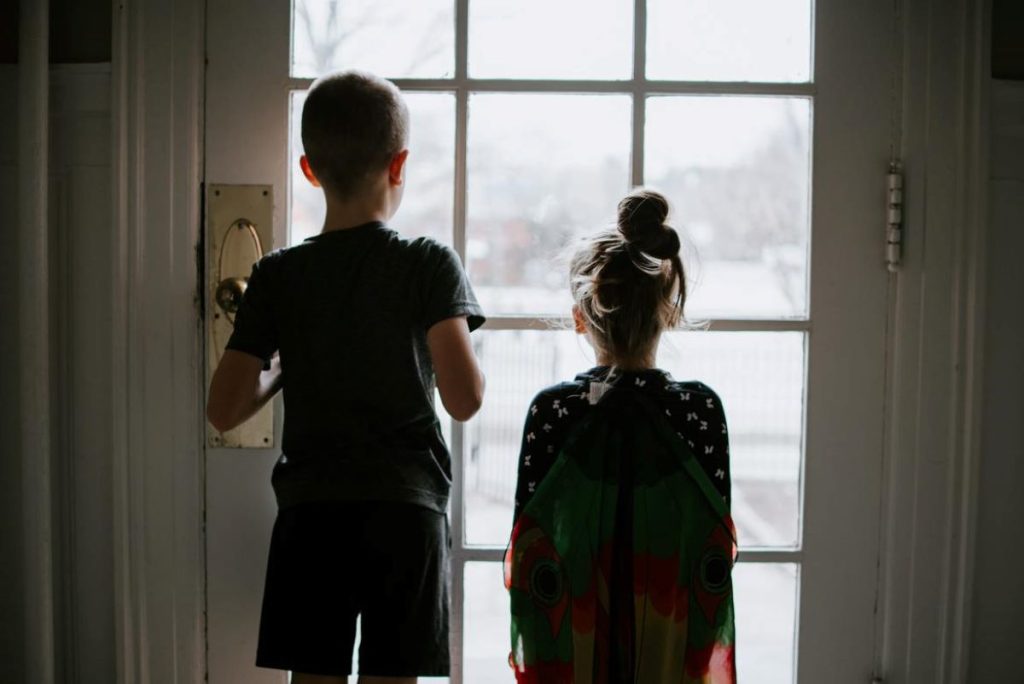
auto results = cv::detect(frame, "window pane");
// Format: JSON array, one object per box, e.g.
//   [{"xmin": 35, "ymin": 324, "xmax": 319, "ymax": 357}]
[
  {"xmin": 465, "ymin": 330, "xmax": 803, "ymax": 549},
  {"xmin": 733, "ymin": 563, "xmax": 799, "ymax": 683},
  {"xmin": 645, "ymin": 96, "xmax": 811, "ymax": 319},
  {"xmin": 647, "ymin": 0, "xmax": 812, "ymax": 82},
  {"xmin": 292, "ymin": 0, "xmax": 454, "ymax": 78},
  {"xmin": 465, "ymin": 331, "xmax": 593, "ymax": 545},
  {"xmin": 658, "ymin": 331, "xmax": 804, "ymax": 548},
  {"xmin": 290, "ymin": 91, "xmax": 455, "ymax": 245},
  {"xmin": 464, "ymin": 562, "xmax": 511, "ymax": 683},
  {"xmin": 468, "ymin": 0, "xmax": 631, "ymax": 79},
  {"xmin": 467, "ymin": 94, "xmax": 631, "ymax": 316},
  {"xmin": 466, "ymin": 560, "xmax": 798, "ymax": 684}
]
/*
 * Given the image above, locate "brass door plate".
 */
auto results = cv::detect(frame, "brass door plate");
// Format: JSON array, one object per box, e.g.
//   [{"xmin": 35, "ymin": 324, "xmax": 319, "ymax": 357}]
[{"xmin": 206, "ymin": 184, "xmax": 274, "ymax": 448}]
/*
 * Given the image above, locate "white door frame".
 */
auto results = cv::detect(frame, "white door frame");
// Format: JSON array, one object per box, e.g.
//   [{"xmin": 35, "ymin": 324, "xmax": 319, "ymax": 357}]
[
  {"xmin": 109, "ymin": 0, "xmax": 206, "ymax": 682},
  {"xmin": 876, "ymin": 0, "xmax": 991, "ymax": 681},
  {"xmin": 103, "ymin": 0, "xmax": 991, "ymax": 682}
]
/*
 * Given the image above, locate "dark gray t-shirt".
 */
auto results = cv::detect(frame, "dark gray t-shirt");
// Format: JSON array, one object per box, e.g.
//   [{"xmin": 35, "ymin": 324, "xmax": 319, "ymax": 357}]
[{"xmin": 226, "ymin": 221, "xmax": 485, "ymax": 513}]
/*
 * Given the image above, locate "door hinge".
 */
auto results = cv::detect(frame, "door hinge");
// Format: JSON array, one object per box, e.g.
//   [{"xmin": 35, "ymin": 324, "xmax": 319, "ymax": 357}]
[{"xmin": 886, "ymin": 160, "xmax": 904, "ymax": 272}]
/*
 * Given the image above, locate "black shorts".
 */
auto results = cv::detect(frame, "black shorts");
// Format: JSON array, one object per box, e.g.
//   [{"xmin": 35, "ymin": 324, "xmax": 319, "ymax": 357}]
[{"xmin": 255, "ymin": 501, "xmax": 451, "ymax": 677}]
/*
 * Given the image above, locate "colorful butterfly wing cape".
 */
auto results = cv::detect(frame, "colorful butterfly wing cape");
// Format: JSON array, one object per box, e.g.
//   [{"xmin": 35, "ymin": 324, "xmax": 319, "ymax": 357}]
[{"xmin": 506, "ymin": 387, "xmax": 737, "ymax": 683}]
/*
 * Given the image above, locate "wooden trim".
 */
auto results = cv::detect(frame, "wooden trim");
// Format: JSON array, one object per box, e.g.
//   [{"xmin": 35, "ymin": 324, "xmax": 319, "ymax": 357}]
[
  {"xmin": 456, "ymin": 546, "xmax": 802, "ymax": 564},
  {"xmin": 480, "ymin": 316, "xmax": 812, "ymax": 332},
  {"xmin": 18, "ymin": 0, "xmax": 55, "ymax": 681},
  {"xmin": 943, "ymin": 0, "xmax": 991, "ymax": 679},
  {"xmin": 876, "ymin": 0, "xmax": 990, "ymax": 680},
  {"xmin": 111, "ymin": 1, "xmax": 206, "ymax": 682},
  {"xmin": 287, "ymin": 76, "xmax": 817, "ymax": 96},
  {"xmin": 110, "ymin": 4, "xmax": 136, "ymax": 678},
  {"xmin": 630, "ymin": 0, "xmax": 647, "ymax": 186}
]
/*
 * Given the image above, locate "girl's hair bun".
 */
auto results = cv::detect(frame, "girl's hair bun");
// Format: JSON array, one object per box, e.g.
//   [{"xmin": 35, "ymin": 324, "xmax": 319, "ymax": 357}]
[{"xmin": 616, "ymin": 189, "xmax": 680, "ymax": 260}]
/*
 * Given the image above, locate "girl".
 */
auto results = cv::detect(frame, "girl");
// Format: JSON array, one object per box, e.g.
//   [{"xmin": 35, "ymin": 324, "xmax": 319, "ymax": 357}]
[{"xmin": 506, "ymin": 189, "xmax": 736, "ymax": 683}]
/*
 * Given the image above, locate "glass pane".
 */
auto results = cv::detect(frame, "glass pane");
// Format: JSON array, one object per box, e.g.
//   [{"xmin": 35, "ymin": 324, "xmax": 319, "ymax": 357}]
[
  {"xmin": 465, "ymin": 330, "xmax": 803, "ymax": 549},
  {"xmin": 658, "ymin": 331, "xmax": 804, "ymax": 548},
  {"xmin": 464, "ymin": 562, "xmax": 512, "ymax": 683},
  {"xmin": 647, "ymin": 0, "xmax": 812, "ymax": 82},
  {"xmin": 733, "ymin": 563, "xmax": 799, "ymax": 683},
  {"xmin": 292, "ymin": 0, "xmax": 454, "ymax": 78},
  {"xmin": 467, "ymin": 94, "xmax": 631, "ymax": 316},
  {"xmin": 290, "ymin": 91, "xmax": 455, "ymax": 245},
  {"xmin": 645, "ymin": 96, "xmax": 811, "ymax": 319},
  {"xmin": 468, "ymin": 0, "xmax": 631, "ymax": 79},
  {"xmin": 465, "ymin": 561, "xmax": 797, "ymax": 684},
  {"xmin": 465, "ymin": 331, "xmax": 593, "ymax": 545}
]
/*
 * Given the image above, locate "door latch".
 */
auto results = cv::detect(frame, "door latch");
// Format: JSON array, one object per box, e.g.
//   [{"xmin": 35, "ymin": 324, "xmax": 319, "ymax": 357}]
[{"xmin": 205, "ymin": 185, "xmax": 274, "ymax": 448}]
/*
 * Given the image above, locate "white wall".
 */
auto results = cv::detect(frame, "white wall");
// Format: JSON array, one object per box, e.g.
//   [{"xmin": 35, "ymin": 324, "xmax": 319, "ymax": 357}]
[{"xmin": 968, "ymin": 79, "xmax": 1024, "ymax": 682}]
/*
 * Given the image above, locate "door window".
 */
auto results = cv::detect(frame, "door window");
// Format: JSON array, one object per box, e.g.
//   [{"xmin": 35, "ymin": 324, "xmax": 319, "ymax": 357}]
[{"xmin": 288, "ymin": 2, "xmax": 814, "ymax": 682}]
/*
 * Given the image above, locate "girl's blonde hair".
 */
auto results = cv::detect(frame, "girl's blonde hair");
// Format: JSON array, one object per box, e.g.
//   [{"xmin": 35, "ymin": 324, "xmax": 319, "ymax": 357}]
[{"xmin": 569, "ymin": 189, "xmax": 685, "ymax": 365}]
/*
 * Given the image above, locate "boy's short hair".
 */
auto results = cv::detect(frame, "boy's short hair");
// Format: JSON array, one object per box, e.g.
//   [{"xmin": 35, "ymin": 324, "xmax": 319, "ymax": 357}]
[{"xmin": 301, "ymin": 70, "xmax": 410, "ymax": 199}]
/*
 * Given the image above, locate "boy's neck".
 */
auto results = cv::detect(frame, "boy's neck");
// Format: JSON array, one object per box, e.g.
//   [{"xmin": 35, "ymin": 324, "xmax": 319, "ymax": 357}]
[{"xmin": 320, "ymin": 183, "xmax": 396, "ymax": 233}]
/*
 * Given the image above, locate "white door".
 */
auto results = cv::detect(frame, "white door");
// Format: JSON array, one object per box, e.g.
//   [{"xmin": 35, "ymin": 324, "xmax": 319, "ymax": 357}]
[{"xmin": 204, "ymin": 1, "xmax": 894, "ymax": 682}]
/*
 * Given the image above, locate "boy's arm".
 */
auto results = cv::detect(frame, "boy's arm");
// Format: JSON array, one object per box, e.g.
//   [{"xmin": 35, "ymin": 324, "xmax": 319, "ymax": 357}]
[
  {"xmin": 206, "ymin": 350, "xmax": 282, "ymax": 433},
  {"xmin": 427, "ymin": 316, "xmax": 484, "ymax": 422}
]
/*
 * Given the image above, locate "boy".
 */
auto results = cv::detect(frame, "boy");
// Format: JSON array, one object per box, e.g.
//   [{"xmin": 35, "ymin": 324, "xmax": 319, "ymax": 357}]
[{"xmin": 207, "ymin": 70, "xmax": 486, "ymax": 684}]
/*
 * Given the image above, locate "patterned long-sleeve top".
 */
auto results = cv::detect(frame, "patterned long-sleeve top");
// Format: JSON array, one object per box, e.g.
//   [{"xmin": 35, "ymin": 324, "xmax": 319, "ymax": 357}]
[{"xmin": 513, "ymin": 366, "xmax": 731, "ymax": 522}]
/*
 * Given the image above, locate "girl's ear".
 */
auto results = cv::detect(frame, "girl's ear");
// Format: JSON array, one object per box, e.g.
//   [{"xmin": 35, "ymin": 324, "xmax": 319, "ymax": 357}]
[
  {"xmin": 572, "ymin": 305, "xmax": 587, "ymax": 334},
  {"xmin": 299, "ymin": 155, "xmax": 321, "ymax": 187},
  {"xmin": 389, "ymin": 149, "xmax": 410, "ymax": 186}
]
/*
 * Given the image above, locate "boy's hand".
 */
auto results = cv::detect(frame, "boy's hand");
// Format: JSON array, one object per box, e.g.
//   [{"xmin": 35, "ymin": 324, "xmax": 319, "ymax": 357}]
[
  {"xmin": 427, "ymin": 316, "xmax": 485, "ymax": 422},
  {"xmin": 207, "ymin": 349, "xmax": 283, "ymax": 432}
]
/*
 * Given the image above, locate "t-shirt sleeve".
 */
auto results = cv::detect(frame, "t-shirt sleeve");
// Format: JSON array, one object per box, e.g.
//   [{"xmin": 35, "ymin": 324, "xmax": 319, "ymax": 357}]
[
  {"xmin": 665, "ymin": 382, "xmax": 731, "ymax": 504},
  {"xmin": 710, "ymin": 399, "xmax": 731, "ymax": 503},
  {"xmin": 513, "ymin": 392, "xmax": 554, "ymax": 524},
  {"xmin": 225, "ymin": 259, "xmax": 278, "ymax": 362},
  {"xmin": 420, "ymin": 242, "xmax": 485, "ymax": 332},
  {"xmin": 513, "ymin": 385, "xmax": 582, "ymax": 524}
]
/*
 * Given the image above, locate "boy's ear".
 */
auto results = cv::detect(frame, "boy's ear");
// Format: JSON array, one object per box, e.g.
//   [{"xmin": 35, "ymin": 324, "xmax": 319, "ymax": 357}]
[
  {"xmin": 388, "ymin": 149, "xmax": 410, "ymax": 187},
  {"xmin": 299, "ymin": 155, "xmax": 321, "ymax": 187},
  {"xmin": 572, "ymin": 305, "xmax": 587, "ymax": 334}
]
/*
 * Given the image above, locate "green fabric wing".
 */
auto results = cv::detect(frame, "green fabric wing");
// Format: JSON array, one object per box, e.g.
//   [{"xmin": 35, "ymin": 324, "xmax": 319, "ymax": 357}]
[{"xmin": 506, "ymin": 388, "xmax": 737, "ymax": 683}]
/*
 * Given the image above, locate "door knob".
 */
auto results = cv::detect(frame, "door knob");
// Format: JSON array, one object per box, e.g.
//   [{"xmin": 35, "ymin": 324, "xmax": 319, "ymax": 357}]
[
  {"xmin": 215, "ymin": 276, "xmax": 247, "ymax": 318},
  {"xmin": 214, "ymin": 217, "xmax": 264, "ymax": 324}
]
